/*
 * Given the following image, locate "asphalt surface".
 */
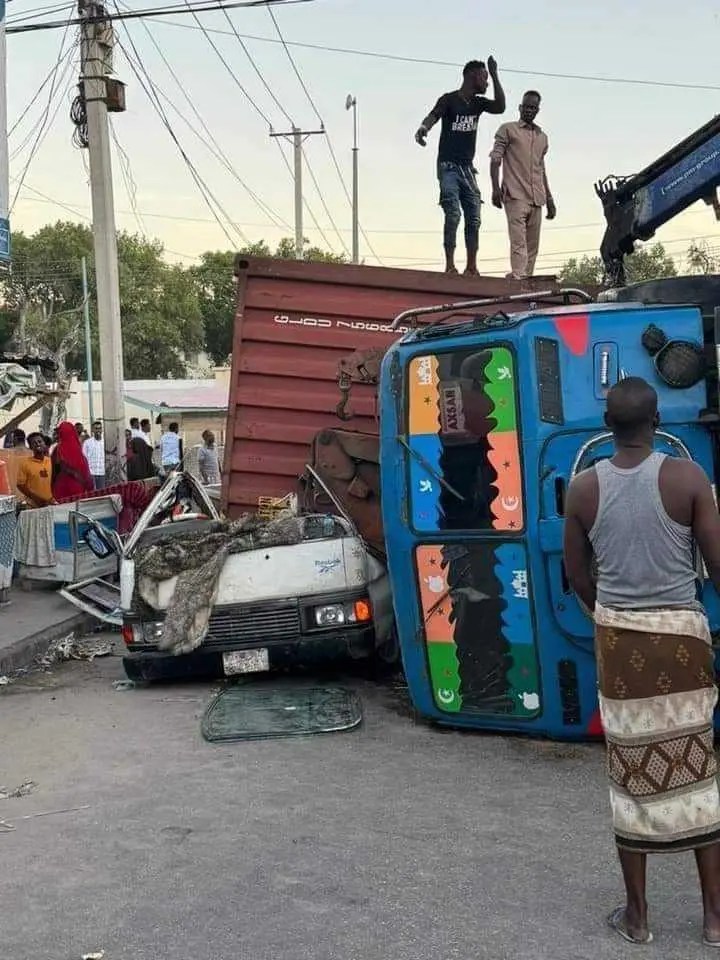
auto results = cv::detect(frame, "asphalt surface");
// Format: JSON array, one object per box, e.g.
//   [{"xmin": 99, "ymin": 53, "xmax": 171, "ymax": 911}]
[{"xmin": 0, "ymin": 638, "xmax": 715, "ymax": 960}]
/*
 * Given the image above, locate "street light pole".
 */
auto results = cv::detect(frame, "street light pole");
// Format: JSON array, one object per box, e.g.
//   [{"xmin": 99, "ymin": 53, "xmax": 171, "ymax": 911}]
[
  {"xmin": 0, "ymin": 0, "xmax": 10, "ymax": 264},
  {"xmin": 345, "ymin": 94, "xmax": 359, "ymax": 264}
]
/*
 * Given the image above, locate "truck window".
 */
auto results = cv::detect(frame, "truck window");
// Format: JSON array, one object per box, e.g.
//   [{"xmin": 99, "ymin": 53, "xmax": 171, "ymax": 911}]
[{"xmin": 406, "ymin": 345, "xmax": 523, "ymax": 533}]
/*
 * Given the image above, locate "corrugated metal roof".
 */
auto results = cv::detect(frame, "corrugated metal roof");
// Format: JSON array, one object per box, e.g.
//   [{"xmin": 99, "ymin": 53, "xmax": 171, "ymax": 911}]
[
  {"xmin": 223, "ymin": 258, "xmax": 561, "ymax": 516},
  {"xmin": 125, "ymin": 382, "xmax": 228, "ymax": 411}
]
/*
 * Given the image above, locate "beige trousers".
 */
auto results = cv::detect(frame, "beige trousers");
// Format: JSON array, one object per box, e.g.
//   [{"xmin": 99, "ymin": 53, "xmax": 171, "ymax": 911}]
[{"xmin": 504, "ymin": 199, "xmax": 542, "ymax": 278}]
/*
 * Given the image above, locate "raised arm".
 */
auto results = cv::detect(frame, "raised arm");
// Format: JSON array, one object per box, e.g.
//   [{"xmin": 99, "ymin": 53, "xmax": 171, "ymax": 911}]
[
  {"xmin": 478, "ymin": 56, "xmax": 506, "ymax": 115},
  {"xmin": 415, "ymin": 94, "xmax": 447, "ymax": 147}
]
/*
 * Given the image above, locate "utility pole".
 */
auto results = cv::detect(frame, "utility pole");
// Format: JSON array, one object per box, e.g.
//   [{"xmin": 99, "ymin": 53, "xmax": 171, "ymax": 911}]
[
  {"xmin": 270, "ymin": 125, "xmax": 324, "ymax": 260},
  {"xmin": 0, "ymin": 0, "xmax": 10, "ymax": 264},
  {"xmin": 345, "ymin": 95, "xmax": 359, "ymax": 264},
  {"xmin": 81, "ymin": 256, "xmax": 94, "ymax": 426},
  {"xmin": 78, "ymin": 0, "xmax": 125, "ymax": 468}
]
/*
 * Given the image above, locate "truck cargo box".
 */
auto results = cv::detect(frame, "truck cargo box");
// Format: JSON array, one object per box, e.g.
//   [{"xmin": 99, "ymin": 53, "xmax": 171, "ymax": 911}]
[{"xmin": 222, "ymin": 258, "xmax": 560, "ymax": 517}]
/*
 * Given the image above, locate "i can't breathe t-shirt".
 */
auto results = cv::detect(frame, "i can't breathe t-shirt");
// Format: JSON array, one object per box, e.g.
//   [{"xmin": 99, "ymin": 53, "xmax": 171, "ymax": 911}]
[{"xmin": 434, "ymin": 91, "xmax": 487, "ymax": 164}]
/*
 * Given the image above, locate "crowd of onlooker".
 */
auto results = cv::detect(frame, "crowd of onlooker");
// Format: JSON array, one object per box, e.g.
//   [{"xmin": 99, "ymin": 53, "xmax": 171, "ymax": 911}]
[{"xmin": 0, "ymin": 416, "xmax": 221, "ymax": 509}]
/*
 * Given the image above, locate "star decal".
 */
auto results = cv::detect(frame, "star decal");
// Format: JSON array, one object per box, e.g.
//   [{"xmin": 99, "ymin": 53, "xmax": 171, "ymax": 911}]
[
  {"xmin": 423, "ymin": 395, "xmax": 432, "ymax": 405},
  {"xmin": 503, "ymin": 460, "xmax": 511, "ymax": 469}
]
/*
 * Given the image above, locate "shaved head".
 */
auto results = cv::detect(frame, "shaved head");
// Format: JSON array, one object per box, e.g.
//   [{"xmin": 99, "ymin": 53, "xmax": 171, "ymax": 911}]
[{"xmin": 605, "ymin": 377, "xmax": 658, "ymax": 439}]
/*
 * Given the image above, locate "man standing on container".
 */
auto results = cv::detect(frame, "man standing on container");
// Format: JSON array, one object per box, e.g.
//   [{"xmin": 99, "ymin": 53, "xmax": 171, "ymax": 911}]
[
  {"xmin": 415, "ymin": 57, "xmax": 506, "ymax": 276},
  {"xmin": 563, "ymin": 377, "xmax": 720, "ymax": 946},
  {"xmin": 490, "ymin": 90, "xmax": 556, "ymax": 278}
]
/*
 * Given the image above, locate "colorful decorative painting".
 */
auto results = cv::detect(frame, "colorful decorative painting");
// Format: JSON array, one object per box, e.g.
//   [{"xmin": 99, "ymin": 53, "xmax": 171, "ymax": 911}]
[
  {"xmin": 415, "ymin": 541, "xmax": 541, "ymax": 718},
  {"xmin": 407, "ymin": 347, "xmax": 523, "ymax": 532}
]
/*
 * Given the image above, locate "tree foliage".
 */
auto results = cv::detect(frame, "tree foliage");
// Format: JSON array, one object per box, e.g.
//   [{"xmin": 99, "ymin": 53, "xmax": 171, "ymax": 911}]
[{"xmin": 559, "ymin": 242, "xmax": 678, "ymax": 287}]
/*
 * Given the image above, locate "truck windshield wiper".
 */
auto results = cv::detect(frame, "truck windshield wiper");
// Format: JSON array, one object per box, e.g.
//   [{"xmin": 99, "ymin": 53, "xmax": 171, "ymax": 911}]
[{"xmin": 397, "ymin": 435, "xmax": 466, "ymax": 503}]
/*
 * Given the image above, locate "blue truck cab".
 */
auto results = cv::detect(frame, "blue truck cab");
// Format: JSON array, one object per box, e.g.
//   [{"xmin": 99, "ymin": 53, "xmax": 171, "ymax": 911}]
[{"xmin": 379, "ymin": 297, "xmax": 720, "ymax": 739}]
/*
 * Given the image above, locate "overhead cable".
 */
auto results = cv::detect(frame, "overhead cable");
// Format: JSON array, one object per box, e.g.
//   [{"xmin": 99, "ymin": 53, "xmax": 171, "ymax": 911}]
[
  {"xmin": 7, "ymin": 0, "xmax": 315, "ymax": 34},
  {"xmin": 142, "ymin": 21, "xmax": 720, "ymax": 93},
  {"xmin": 117, "ymin": 33, "xmax": 249, "ymax": 248},
  {"xmin": 117, "ymin": 3, "xmax": 290, "ymax": 229}
]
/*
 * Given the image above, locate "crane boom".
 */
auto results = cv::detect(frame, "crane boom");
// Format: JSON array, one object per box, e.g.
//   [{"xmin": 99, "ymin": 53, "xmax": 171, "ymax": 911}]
[{"xmin": 596, "ymin": 115, "xmax": 720, "ymax": 285}]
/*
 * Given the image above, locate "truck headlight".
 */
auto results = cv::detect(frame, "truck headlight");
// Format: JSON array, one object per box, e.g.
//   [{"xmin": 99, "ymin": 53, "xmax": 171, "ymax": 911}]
[
  {"xmin": 315, "ymin": 604, "xmax": 345, "ymax": 626},
  {"xmin": 313, "ymin": 599, "xmax": 372, "ymax": 627}
]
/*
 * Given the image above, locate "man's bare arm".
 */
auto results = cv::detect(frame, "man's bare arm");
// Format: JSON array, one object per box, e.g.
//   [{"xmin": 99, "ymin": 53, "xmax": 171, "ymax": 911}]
[
  {"xmin": 415, "ymin": 96, "xmax": 446, "ymax": 146},
  {"xmin": 689, "ymin": 465, "xmax": 720, "ymax": 595},
  {"xmin": 563, "ymin": 478, "xmax": 596, "ymax": 612},
  {"xmin": 478, "ymin": 56, "xmax": 506, "ymax": 115}
]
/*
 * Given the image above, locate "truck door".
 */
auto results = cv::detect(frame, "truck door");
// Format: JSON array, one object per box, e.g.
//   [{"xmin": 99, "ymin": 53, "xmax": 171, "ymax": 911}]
[{"xmin": 538, "ymin": 429, "xmax": 697, "ymax": 642}]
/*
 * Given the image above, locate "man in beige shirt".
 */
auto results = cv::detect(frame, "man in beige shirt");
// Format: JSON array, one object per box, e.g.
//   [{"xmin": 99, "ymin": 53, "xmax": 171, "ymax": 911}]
[{"xmin": 490, "ymin": 90, "xmax": 556, "ymax": 278}]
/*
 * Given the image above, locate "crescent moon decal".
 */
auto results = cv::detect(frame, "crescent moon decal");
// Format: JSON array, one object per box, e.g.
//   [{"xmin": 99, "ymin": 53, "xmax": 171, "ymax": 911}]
[
  {"xmin": 500, "ymin": 495, "xmax": 520, "ymax": 512},
  {"xmin": 437, "ymin": 688, "xmax": 455, "ymax": 705}
]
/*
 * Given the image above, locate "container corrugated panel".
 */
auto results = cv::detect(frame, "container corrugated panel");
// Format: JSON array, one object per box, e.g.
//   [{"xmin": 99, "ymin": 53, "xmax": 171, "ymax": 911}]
[{"xmin": 222, "ymin": 258, "xmax": 560, "ymax": 516}]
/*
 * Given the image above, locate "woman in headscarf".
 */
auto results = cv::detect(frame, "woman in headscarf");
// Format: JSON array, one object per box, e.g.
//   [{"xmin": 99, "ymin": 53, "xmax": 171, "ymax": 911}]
[
  {"xmin": 51, "ymin": 421, "xmax": 93, "ymax": 501},
  {"xmin": 126, "ymin": 437, "xmax": 157, "ymax": 482}
]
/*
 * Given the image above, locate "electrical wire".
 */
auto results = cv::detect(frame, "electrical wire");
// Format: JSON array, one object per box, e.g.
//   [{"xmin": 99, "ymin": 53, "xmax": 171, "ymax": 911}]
[
  {"xmin": 266, "ymin": 4, "xmax": 382, "ymax": 264},
  {"xmin": 9, "ymin": 48, "xmax": 76, "ymax": 159},
  {"xmin": 8, "ymin": 51, "xmax": 74, "ymax": 138},
  {"xmin": 266, "ymin": 4, "xmax": 322, "ymax": 126},
  {"xmin": 116, "ymin": 32, "xmax": 249, "ymax": 248},
  {"xmin": 180, "ymin": 0, "xmax": 274, "ymax": 128},
  {"xmin": 273, "ymin": 139, "xmax": 335, "ymax": 254},
  {"xmin": 115, "ymin": 2, "xmax": 290, "ymax": 229},
  {"xmin": 7, "ymin": 0, "xmax": 315, "ymax": 35},
  {"xmin": 134, "ymin": 22, "xmax": 720, "ymax": 94},
  {"xmin": 109, "ymin": 117, "xmax": 148, "ymax": 236},
  {"xmin": 9, "ymin": 10, "xmax": 77, "ymax": 214},
  {"xmin": 301, "ymin": 145, "xmax": 349, "ymax": 256},
  {"xmin": 220, "ymin": 5, "xmax": 293, "ymax": 126}
]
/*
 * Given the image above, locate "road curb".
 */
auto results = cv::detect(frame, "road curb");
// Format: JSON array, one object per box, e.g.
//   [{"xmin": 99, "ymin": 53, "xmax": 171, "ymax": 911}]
[{"xmin": 0, "ymin": 612, "xmax": 93, "ymax": 677}]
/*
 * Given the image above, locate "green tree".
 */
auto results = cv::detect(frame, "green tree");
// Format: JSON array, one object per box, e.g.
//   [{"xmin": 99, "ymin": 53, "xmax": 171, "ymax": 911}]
[
  {"xmin": 686, "ymin": 241, "xmax": 718, "ymax": 275},
  {"xmin": 275, "ymin": 236, "xmax": 348, "ymax": 264},
  {"xmin": 117, "ymin": 232, "xmax": 204, "ymax": 379},
  {"xmin": 559, "ymin": 242, "xmax": 677, "ymax": 286},
  {"xmin": 194, "ymin": 242, "xmax": 271, "ymax": 366}
]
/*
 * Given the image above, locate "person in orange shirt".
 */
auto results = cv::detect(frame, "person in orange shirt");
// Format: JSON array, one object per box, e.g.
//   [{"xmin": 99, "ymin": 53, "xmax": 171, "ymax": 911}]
[{"xmin": 16, "ymin": 433, "xmax": 55, "ymax": 508}]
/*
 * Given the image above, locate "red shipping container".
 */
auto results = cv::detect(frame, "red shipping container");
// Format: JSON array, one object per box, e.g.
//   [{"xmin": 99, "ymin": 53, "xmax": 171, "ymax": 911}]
[{"xmin": 222, "ymin": 258, "xmax": 560, "ymax": 516}]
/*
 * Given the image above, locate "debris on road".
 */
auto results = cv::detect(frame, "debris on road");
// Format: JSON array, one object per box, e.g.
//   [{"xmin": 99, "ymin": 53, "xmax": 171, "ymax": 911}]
[
  {"xmin": 0, "ymin": 819, "xmax": 14, "ymax": 832},
  {"xmin": 0, "ymin": 780, "xmax": 37, "ymax": 800},
  {"xmin": 37, "ymin": 633, "xmax": 113, "ymax": 670},
  {"xmin": 0, "ymin": 675, "xmax": 9, "ymax": 686},
  {"xmin": 112, "ymin": 679, "xmax": 135, "ymax": 691},
  {"xmin": 81, "ymin": 951, "xmax": 105, "ymax": 960}
]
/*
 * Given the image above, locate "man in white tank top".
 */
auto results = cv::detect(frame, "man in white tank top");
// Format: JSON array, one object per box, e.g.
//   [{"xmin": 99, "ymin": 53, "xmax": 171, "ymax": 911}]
[{"xmin": 564, "ymin": 377, "xmax": 720, "ymax": 947}]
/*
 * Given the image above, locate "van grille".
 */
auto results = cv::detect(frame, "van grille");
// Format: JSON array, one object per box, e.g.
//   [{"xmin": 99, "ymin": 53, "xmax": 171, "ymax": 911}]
[{"xmin": 202, "ymin": 602, "xmax": 301, "ymax": 649}]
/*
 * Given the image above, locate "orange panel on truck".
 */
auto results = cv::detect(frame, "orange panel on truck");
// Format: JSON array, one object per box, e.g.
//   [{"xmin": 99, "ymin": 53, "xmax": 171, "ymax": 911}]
[{"xmin": 222, "ymin": 257, "xmax": 559, "ymax": 517}]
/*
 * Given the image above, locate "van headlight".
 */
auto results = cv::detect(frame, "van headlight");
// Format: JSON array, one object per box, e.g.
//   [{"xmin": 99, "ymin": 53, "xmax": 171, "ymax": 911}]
[
  {"xmin": 314, "ymin": 604, "xmax": 345, "ymax": 626},
  {"xmin": 313, "ymin": 599, "xmax": 372, "ymax": 627}
]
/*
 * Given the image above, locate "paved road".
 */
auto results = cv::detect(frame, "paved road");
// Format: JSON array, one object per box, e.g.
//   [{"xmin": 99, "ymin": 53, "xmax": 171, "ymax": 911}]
[{"xmin": 0, "ymin": 639, "xmax": 712, "ymax": 960}]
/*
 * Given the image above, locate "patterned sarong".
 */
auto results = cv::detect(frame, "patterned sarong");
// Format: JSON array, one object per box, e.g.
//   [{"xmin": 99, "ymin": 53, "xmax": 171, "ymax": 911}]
[{"xmin": 596, "ymin": 602, "xmax": 720, "ymax": 853}]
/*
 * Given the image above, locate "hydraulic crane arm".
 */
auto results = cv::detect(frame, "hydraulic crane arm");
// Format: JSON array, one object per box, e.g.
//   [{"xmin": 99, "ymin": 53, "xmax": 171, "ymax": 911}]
[{"xmin": 596, "ymin": 115, "xmax": 720, "ymax": 286}]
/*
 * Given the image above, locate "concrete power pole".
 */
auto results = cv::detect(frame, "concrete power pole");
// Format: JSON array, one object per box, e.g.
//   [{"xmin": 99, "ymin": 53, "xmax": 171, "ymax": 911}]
[
  {"xmin": 78, "ymin": 0, "xmax": 125, "ymax": 468},
  {"xmin": 270, "ymin": 126, "xmax": 324, "ymax": 260},
  {"xmin": 0, "ymin": 0, "xmax": 10, "ymax": 264}
]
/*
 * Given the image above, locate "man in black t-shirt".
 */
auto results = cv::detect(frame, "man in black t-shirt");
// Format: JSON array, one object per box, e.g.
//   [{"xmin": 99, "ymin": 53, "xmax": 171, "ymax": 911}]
[{"xmin": 416, "ymin": 58, "xmax": 506, "ymax": 275}]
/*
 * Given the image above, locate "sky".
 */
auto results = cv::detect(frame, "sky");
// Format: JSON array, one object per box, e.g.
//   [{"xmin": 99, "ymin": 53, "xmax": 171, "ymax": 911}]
[{"xmin": 6, "ymin": 0, "xmax": 720, "ymax": 277}]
